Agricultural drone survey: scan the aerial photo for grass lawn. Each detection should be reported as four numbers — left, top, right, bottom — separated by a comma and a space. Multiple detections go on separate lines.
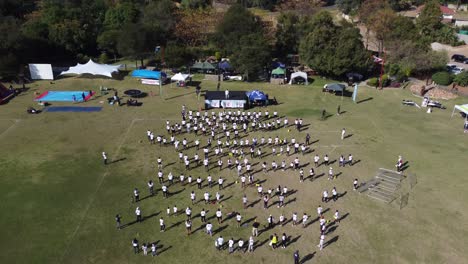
0, 75, 467, 264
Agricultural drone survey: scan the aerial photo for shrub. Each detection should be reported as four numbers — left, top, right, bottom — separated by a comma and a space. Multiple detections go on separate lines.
381, 74, 390, 87
99, 52, 109, 64
454, 72, 468, 86
367, 77, 378, 87
432, 71, 453, 85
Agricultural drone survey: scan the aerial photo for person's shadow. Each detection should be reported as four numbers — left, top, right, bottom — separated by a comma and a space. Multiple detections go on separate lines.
301, 252, 316, 263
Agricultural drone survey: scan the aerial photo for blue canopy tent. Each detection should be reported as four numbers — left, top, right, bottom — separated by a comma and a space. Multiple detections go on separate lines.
219, 61, 231, 71
246, 90, 268, 106
131, 70, 167, 80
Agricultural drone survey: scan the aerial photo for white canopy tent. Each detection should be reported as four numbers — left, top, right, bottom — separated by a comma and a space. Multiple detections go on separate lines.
451, 104, 468, 117
289, 71, 308, 85
59, 59, 121, 78
170, 73, 192, 87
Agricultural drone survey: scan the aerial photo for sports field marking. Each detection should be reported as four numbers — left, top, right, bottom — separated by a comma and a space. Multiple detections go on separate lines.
0, 119, 21, 138
59, 118, 139, 262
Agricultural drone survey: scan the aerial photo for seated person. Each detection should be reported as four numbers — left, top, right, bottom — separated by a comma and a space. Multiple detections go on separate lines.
127, 98, 139, 106
27, 107, 38, 114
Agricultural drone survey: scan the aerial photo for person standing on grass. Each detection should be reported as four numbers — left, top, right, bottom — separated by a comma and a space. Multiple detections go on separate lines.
132, 238, 139, 254
292, 212, 298, 226
317, 234, 325, 250
353, 178, 359, 190
328, 167, 334, 180
279, 233, 287, 249
337, 105, 341, 116
332, 187, 338, 201
243, 194, 248, 209
341, 128, 346, 140
279, 214, 285, 226
248, 236, 255, 252
334, 210, 340, 223
314, 154, 320, 167
102, 152, 107, 165
151, 243, 157, 257
216, 236, 224, 250
263, 195, 269, 209
339, 155, 345, 167
173, 205, 178, 216
252, 219, 260, 237
135, 207, 142, 222
324, 154, 329, 166
322, 190, 329, 203
186, 219, 192, 235
142, 243, 148, 256
294, 250, 300, 264
236, 213, 242, 227
158, 170, 163, 184
201, 208, 206, 223
148, 180, 154, 196
133, 188, 140, 202
305, 133, 311, 145
115, 214, 121, 230
302, 213, 308, 228
185, 207, 192, 221
207, 174, 212, 188
157, 157, 162, 169
238, 239, 245, 253
218, 177, 224, 190
278, 193, 285, 208
206, 222, 213, 236
216, 192, 221, 204
190, 191, 196, 205
197, 177, 202, 189
162, 184, 168, 198
229, 238, 235, 253
204, 191, 210, 204
216, 209, 223, 224
299, 168, 304, 182
317, 205, 323, 216
348, 154, 353, 166
160, 217, 165, 232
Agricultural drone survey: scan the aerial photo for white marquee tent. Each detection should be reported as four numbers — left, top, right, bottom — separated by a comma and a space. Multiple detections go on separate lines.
288, 71, 308, 85
171, 73, 192, 82
451, 104, 468, 117
59, 59, 121, 77
170, 73, 192, 87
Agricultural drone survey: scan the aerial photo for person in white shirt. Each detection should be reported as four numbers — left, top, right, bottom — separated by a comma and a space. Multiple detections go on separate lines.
317, 234, 325, 250
190, 191, 196, 204
238, 239, 245, 253
322, 190, 329, 203
135, 207, 142, 222
348, 154, 353, 166
201, 208, 206, 223
324, 154, 329, 166
142, 243, 148, 255
314, 154, 320, 167
185, 207, 192, 220
334, 210, 340, 223
158, 170, 163, 183
302, 213, 308, 228
216, 236, 224, 250
242, 194, 248, 209
197, 177, 202, 189
228, 238, 235, 253
173, 205, 178, 216
216, 209, 223, 224
328, 167, 334, 180
216, 192, 221, 204
168, 172, 174, 184
159, 217, 165, 232
185, 219, 192, 235
353, 178, 359, 190
218, 177, 224, 189
162, 185, 168, 198
341, 128, 346, 140
102, 151, 107, 165
225, 89, 229, 99
279, 214, 285, 226
206, 222, 213, 236
317, 205, 323, 216
204, 192, 210, 204
332, 187, 338, 201
248, 236, 254, 252
292, 212, 298, 226
236, 213, 242, 227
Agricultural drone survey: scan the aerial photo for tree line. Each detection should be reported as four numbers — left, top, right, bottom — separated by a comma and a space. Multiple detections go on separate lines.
0, 0, 453, 80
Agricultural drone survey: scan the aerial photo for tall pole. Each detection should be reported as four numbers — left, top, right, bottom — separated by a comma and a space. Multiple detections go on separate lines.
379, 50, 386, 90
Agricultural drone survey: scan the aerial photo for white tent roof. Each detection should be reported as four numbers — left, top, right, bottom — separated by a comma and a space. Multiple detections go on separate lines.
59, 59, 121, 77
171, 73, 192, 82
289, 71, 308, 85
451, 104, 468, 117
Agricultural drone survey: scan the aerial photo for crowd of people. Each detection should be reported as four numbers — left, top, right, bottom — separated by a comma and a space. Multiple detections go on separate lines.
114, 105, 361, 260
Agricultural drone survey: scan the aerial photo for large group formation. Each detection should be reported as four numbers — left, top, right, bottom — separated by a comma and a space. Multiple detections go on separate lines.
117, 105, 360, 258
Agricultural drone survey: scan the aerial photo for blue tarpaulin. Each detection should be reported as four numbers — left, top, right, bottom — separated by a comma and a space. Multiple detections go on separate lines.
219, 61, 231, 70
131, 70, 167, 80
246, 90, 267, 102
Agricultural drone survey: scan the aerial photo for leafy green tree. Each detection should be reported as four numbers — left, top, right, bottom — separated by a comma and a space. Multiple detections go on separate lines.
417, 0, 443, 39
337, 0, 362, 14
454, 72, 468, 86
215, 4, 262, 55
275, 12, 300, 58
141, 0, 176, 46
0, 15, 22, 75
231, 33, 271, 81
103, 2, 138, 30
116, 23, 153, 66
181, 0, 211, 9
299, 11, 369, 77
164, 44, 196, 68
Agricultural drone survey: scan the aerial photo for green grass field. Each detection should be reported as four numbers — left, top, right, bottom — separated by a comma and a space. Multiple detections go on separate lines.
0, 75, 467, 264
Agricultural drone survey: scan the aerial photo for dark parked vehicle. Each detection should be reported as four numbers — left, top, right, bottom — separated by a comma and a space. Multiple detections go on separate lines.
451, 54, 468, 63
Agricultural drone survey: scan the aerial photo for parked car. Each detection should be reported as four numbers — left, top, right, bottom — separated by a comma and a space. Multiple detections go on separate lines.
451, 54, 468, 64
447, 64, 465, 75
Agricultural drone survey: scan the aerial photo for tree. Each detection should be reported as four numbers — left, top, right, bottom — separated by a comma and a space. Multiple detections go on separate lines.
116, 23, 152, 67
275, 12, 300, 58
231, 33, 271, 81
454, 72, 468, 87
164, 44, 196, 68
181, 0, 212, 9
103, 2, 138, 30
299, 11, 370, 77
417, 0, 443, 39
337, 0, 362, 14
141, 0, 176, 47
174, 8, 219, 46
215, 4, 262, 55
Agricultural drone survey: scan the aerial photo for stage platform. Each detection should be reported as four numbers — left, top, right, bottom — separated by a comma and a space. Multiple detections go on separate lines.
204, 91, 248, 109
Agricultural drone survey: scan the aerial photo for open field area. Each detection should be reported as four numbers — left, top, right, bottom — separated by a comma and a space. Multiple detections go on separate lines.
0, 76, 467, 264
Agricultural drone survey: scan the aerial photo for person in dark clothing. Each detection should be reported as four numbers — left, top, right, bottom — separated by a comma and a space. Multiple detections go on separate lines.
294, 250, 300, 264
305, 133, 310, 145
